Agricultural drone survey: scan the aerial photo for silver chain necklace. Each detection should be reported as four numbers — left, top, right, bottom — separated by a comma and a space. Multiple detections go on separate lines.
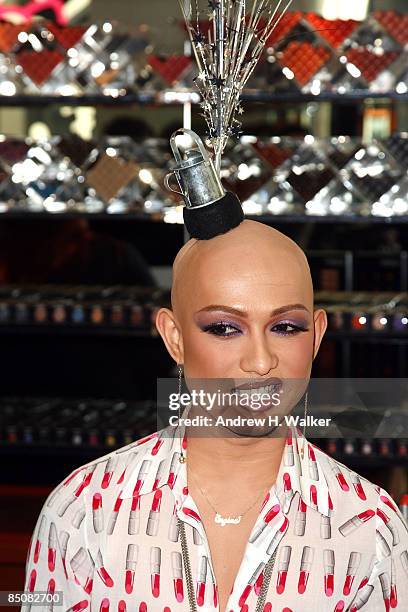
174, 365, 290, 609
177, 516, 278, 611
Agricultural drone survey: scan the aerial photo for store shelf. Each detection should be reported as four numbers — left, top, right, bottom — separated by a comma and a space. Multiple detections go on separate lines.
4, 211, 408, 224
325, 333, 408, 342
0, 89, 406, 107
0, 210, 158, 221
241, 90, 408, 104
0, 92, 155, 107
0, 289, 407, 340
0, 325, 157, 338
0, 327, 407, 341
242, 215, 408, 225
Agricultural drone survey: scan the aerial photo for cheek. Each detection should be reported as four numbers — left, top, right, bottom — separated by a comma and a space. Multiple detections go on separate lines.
183, 328, 236, 376
278, 332, 313, 376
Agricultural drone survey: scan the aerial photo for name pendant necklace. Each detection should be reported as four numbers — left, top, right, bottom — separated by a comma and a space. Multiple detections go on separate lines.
187, 466, 266, 526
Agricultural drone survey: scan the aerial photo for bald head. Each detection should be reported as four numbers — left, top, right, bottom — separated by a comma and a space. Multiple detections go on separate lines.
171, 219, 313, 320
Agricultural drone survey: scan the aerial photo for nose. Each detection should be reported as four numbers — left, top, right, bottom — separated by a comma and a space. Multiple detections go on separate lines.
239, 329, 279, 376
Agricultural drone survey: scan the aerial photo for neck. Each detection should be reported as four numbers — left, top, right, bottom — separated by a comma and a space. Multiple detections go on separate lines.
184, 423, 288, 491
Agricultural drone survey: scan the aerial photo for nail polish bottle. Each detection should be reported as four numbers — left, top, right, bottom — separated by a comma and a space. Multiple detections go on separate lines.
15, 303, 29, 324
90, 305, 104, 325
0, 303, 10, 323
326, 439, 338, 455
351, 312, 368, 331
52, 304, 67, 324
396, 439, 408, 457
89, 430, 99, 447
129, 304, 143, 327
360, 439, 373, 456
34, 303, 48, 324
378, 438, 392, 457
343, 439, 356, 455
372, 312, 389, 331
111, 304, 124, 326
72, 304, 85, 324
72, 430, 82, 446
106, 431, 116, 447
23, 427, 33, 444
392, 313, 408, 332
123, 430, 133, 446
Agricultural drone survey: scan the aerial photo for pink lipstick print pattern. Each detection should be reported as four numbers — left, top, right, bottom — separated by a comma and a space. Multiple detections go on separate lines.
22, 408, 408, 611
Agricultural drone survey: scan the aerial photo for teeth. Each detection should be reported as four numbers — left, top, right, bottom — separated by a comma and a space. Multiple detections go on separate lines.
233, 384, 278, 395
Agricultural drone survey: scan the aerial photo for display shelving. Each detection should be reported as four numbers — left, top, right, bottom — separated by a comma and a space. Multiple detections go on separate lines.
0, 89, 407, 106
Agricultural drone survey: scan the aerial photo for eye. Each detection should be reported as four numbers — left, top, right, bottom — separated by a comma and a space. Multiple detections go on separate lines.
272, 322, 308, 335
202, 321, 240, 337
201, 320, 309, 338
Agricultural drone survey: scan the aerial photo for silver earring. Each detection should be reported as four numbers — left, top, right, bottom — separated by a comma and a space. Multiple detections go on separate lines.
177, 363, 183, 395
177, 364, 186, 463
300, 390, 308, 460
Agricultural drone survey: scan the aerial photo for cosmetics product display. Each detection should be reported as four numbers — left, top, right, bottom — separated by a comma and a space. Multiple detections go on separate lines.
0, 285, 170, 331
0, 397, 157, 449
0, 133, 407, 217
1, 288, 407, 336
0, 19, 157, 96
321, 292, 408, 334
0, 135, 174, 215
0, 11, 407, 97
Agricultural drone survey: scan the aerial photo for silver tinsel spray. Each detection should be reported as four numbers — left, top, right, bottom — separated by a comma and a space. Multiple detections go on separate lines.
178, 0, 293, 174
167, 0, 293, 240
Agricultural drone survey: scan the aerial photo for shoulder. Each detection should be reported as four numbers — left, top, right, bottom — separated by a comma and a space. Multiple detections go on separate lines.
311, 444, 408, 536
45, 429, 167, 507
311, 441, 379, 504
311, 441, 407, 524
27, 429, 170, 572
28, 428, 170, 564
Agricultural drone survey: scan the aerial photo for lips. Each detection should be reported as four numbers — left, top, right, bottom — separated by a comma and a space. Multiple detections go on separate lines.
229, 378, 283, 413
232, 377, 283, 392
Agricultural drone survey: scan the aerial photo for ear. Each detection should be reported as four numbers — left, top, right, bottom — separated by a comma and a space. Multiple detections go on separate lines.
155, 307, 184, 364
312, 308, 328, 361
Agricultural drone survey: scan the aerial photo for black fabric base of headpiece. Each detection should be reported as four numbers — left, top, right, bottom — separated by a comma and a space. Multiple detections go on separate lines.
183, 191, 244, 240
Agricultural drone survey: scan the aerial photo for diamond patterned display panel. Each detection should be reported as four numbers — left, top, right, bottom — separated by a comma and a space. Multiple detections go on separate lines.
0, 134, 407, 219
0, 11, 406, 95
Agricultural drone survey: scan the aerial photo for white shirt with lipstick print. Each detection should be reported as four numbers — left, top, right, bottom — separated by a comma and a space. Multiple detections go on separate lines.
23, 404, 408, 612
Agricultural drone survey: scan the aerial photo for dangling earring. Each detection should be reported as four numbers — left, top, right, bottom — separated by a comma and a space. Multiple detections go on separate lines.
177, 363, 186, 463
299, 390, 308, 460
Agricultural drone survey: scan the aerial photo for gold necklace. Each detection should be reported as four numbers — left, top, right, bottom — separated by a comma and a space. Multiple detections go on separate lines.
187, 464, 267, 526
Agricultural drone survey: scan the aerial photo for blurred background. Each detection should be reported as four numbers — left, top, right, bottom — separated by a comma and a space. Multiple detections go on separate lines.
0, 0, 408, 592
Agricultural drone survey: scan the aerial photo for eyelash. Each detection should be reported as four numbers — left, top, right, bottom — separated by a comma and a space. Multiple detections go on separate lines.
202, 321, 309, 338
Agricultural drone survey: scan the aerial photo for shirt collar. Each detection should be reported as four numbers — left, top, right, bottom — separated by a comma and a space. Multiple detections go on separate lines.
121, 403, 331, 517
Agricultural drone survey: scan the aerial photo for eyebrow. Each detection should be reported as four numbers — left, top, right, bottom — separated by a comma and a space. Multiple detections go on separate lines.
195, 303, 310, 318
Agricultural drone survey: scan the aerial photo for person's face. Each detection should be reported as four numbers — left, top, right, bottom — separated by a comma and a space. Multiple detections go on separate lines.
186, 283, 313, 382
156, 236, 327, 426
